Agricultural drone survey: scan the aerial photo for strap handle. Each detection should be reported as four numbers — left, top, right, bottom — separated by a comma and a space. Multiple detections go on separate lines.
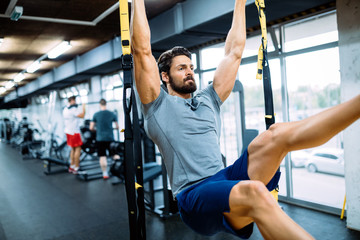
255, 0, 268, 80
119, 0, 131, 55
120, 0, 146, 239
255, 0, 279, 199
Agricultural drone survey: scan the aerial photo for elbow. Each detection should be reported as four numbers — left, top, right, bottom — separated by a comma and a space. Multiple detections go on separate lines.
132, 47, 152, 57
225, 34, 246, 60
131, 34, 152, 56
230, 41, 246, 60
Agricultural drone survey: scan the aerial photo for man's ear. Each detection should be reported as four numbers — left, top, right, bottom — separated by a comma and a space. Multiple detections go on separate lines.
161, 72, 169, 84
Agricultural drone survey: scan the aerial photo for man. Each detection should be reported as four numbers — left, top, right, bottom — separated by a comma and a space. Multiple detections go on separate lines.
90, 99, 119, 179
131, 0, 360, 239
63, 96, 86, 174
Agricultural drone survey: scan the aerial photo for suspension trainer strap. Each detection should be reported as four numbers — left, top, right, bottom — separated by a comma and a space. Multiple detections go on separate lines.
255, 0, 278, 200
255, 0, 275, 130
119, 0, 146, 239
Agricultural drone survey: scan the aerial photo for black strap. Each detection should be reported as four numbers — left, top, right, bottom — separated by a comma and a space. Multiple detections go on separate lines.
262, 46, 275, 130
122, 54, 146, 240
255, 0, 279, 197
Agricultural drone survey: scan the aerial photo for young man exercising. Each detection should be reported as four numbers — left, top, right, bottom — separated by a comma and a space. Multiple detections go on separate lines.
90, 99, 119, 179
130, 0, 360, 239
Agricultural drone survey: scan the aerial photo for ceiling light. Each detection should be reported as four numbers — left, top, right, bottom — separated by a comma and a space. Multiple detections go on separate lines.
26, 61, 42, 73
14, 73, 25, 82
10, 6, 23, 21
0, 87, 6, 94
0, 38, 3, 47
79, 89, 88, 96
66, 92, 74, 98
48, 41, 72, 59
5, 81, 15, 89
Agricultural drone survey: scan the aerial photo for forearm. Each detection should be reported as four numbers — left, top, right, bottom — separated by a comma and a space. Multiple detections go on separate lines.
213, 0, 247, 102
89, 122, 95, 131
224, 0, 247, 58
130, 0, 152, 55
77, 104, 86, 118
130, 0, 161, 104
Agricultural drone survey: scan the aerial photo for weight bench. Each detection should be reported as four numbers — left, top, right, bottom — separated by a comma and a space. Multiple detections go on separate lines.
142, 163, 163, 211
42, 157, 69, 175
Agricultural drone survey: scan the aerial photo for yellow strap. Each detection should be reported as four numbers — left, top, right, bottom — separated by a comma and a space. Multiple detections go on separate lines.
255, 0, 268, 80
340, 195, 346, 220
270, 189, 279, 202
119, 0, 131, 55
135, 182, 143, 190
265, 113, 276, 119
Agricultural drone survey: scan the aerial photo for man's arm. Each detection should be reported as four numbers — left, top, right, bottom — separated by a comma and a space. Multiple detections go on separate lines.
89, 121, 95, 131
131, 0, 161, 104
76, 104, 86, 118
213, 0, 247, 102
114, 121, 119, 130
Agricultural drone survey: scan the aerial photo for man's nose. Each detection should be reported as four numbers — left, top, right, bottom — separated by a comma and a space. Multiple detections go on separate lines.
186, 68, 194, 75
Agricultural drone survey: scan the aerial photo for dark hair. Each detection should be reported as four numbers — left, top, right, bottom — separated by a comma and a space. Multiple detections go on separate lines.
157, 46, 192, 86
99, 98, 106, 106
68, 96, 76, 102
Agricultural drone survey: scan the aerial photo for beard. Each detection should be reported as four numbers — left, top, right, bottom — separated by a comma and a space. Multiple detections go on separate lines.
168, 75, 197, 94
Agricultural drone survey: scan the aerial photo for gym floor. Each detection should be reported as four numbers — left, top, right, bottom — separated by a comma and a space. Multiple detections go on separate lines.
1, 142, 360, 240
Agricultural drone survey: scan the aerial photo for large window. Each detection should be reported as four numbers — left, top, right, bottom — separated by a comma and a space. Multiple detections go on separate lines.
286, 47, 342, 208
99, 72, 125, 141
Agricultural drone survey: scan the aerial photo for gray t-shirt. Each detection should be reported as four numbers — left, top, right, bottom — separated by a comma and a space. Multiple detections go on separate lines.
141, 84, 224, 197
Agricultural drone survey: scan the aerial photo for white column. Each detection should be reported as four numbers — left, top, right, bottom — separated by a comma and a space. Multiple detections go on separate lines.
337, 0, 360, 231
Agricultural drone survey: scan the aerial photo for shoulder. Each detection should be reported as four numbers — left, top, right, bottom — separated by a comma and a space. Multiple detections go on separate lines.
93, 111, 100, 119
198, 84, 222, 101
142, 87, 167, 116
196, 84, 222, 109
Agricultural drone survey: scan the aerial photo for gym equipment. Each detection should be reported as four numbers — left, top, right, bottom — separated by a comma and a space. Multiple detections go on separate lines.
76, 120, 114, 181
255, 0, 275, 128
110, 141, 126, 182
120, 0, 146, 238
141, 134, 178, 218
18, 120, 46, 160
0, 118, 12, 142
231, 80, 259, 154
255, 0, 279, 200
42, 131, 70, 175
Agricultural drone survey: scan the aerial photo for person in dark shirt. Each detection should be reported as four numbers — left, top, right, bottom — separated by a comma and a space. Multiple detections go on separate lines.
90, 99, 119, 179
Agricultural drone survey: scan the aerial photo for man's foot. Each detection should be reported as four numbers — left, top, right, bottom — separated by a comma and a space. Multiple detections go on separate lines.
103, 171, 109, 180
72, 167, 80, 175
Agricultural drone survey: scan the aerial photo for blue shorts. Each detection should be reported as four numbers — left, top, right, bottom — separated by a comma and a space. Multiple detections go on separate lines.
176, 149, 281, 238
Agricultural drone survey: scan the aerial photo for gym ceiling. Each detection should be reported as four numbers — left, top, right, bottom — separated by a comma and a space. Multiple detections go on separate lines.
0, 0, 335, 109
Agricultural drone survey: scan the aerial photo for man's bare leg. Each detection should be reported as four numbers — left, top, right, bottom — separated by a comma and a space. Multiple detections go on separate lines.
224, 94, 360, 238
248, 94, 360, 185
70, 147, 75, 166
73, 146, 81, 169
224, 181, 314, 240
99, 156, 107, 172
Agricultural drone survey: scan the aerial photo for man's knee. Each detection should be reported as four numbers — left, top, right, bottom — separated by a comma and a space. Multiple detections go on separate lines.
232, 181, 276, 210
267, 122, 294, 149
244, 180, 269, 198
